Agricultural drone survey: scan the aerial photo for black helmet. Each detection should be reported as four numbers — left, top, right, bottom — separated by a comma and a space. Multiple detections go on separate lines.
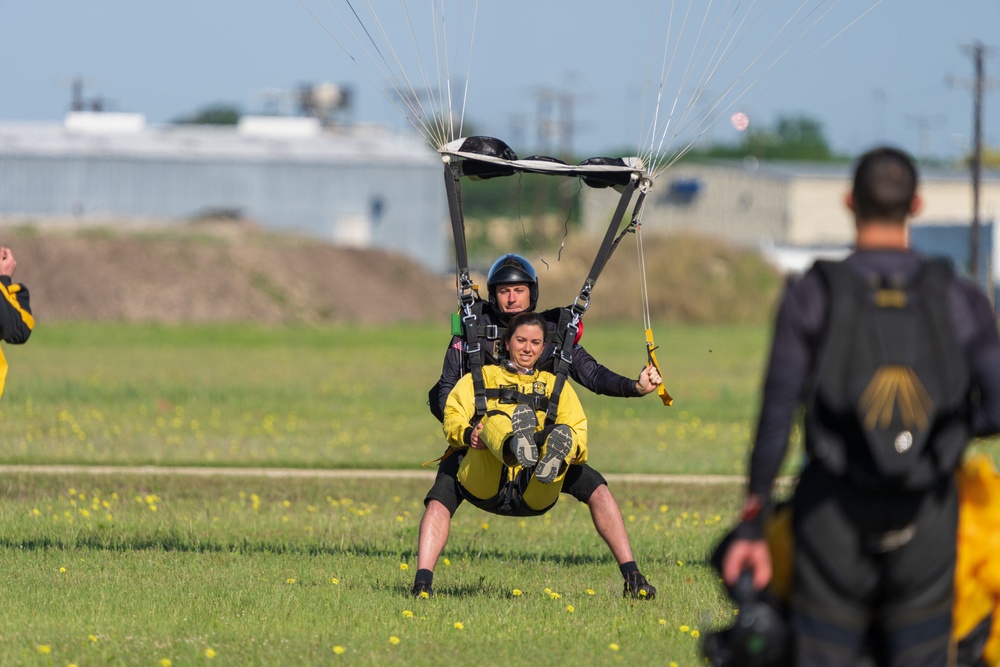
487, 254, 538, 311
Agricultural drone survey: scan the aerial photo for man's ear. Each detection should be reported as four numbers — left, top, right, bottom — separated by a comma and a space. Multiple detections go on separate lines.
909, 193, 923, 217
844, 192, 855, 214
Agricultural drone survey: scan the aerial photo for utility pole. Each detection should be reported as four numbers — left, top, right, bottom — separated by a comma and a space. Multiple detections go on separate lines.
904, 112, 945, 162
954, 42, 996, 297
969, 42, 985, 287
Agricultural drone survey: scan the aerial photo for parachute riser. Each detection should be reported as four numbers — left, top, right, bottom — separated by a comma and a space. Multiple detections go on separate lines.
573, 174, 644, 311
443, 157, 490, 418
443, 158, 475, 306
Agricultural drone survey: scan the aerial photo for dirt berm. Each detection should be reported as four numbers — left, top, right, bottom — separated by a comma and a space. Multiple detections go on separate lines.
0, 222, 780, 325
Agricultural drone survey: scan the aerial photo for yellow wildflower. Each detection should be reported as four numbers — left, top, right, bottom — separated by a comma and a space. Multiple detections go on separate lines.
402, 610, 414, 618
286, 578, 296, 584
37, 646, 51, 654
609, 644, 620, 651
205, 647, 217, 658
679, 625, 690, 633
333, 646, 346, 655
586, 589, 595, 595
400, 563, 409, 571
512, 589, 523, 597
389, 636, 401, 645
566, 605, 575, 613
453, 622, 464, 630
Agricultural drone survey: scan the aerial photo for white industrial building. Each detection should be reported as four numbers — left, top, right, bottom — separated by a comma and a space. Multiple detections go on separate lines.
583, 158, 1000, 286
0, 112, 449, 273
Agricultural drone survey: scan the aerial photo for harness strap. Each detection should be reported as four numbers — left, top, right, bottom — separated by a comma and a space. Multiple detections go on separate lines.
544, 307, 581, 427
484, 387, 550, 412
462, 300, 489, 418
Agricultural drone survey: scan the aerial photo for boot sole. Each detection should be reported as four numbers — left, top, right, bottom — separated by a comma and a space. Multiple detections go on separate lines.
535, 425, 573, 484
510, 404, 538, 467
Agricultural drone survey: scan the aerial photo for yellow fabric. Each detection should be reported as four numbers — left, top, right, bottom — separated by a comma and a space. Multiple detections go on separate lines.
0, 280, 33, 400
0, 282, 34, 331
764, 505, 794, 603
953, 455, 1000, 663
644, 328, 673, 406
443, 365, 588, 509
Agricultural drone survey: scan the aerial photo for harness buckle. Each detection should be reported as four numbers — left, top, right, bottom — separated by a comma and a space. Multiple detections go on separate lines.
466, 342, 481, 355
484, 324, 498, 339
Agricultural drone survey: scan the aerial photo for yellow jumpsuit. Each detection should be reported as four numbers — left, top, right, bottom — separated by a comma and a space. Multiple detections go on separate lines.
443, 364, 588, 514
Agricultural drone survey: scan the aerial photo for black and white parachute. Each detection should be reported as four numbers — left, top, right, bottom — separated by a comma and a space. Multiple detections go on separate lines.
297, 0, 882, 405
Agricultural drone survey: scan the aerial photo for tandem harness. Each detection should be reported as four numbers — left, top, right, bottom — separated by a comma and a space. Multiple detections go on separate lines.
442, 153, 649, 430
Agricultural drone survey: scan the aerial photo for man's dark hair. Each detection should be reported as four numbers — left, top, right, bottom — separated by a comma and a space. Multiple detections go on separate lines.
504, 311, 546, 341
851, 146, 919, 223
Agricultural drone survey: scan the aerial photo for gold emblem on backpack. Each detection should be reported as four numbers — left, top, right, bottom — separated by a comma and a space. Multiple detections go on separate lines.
859, 365, 934, 432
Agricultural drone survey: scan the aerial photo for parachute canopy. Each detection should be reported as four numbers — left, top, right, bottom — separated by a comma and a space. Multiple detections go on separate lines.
439, 136, 645, 188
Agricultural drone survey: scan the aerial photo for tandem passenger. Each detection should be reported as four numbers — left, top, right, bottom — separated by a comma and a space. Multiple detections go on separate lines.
412, 254, 662, 599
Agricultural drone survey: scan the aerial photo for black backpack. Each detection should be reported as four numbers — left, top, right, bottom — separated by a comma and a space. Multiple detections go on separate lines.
806, 258, 971, 489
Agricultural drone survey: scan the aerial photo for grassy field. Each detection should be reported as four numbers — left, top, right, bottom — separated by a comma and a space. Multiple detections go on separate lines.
2, 322, 997, 666
0, 321, 771, 475
0, 472, 740, 666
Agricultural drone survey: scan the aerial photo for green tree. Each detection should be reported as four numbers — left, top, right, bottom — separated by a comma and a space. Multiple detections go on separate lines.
173, 104, 241, 126
704, 114, 835, 161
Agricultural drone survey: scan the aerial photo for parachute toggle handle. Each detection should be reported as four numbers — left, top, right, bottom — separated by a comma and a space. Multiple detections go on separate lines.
645, 328, 673, 406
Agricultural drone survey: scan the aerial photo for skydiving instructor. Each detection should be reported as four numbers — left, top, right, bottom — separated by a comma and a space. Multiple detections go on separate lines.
720, 146, 1000, 666
413, 253, 663, 599
0, 245, 34, 398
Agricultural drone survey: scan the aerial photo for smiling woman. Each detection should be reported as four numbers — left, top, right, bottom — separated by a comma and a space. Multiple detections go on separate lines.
443, 310, 589, 514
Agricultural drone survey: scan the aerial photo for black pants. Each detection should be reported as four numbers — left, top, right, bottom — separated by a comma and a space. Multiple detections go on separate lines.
424, 448, 607, 516
791, 463, 958, 667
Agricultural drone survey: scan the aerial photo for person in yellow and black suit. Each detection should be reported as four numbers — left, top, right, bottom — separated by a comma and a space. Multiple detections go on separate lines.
443, 311, 587, 520
0, 245, 33, 398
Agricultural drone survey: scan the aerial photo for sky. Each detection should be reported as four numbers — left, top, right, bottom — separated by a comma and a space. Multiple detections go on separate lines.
0, 1, 997, 162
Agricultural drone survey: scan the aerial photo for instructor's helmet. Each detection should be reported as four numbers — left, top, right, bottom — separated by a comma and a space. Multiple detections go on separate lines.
487, 254, 538, 311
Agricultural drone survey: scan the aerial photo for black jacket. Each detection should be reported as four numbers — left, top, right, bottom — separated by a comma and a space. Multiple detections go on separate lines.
431, 304, 641, 421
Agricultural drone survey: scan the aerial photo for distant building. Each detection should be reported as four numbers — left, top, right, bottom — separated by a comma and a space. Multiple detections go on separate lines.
0, 113, 449, 273
583, 158, 1000, 290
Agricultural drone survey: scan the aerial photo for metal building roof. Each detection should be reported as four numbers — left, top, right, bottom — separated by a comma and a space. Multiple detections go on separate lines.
0, 113, 439, 166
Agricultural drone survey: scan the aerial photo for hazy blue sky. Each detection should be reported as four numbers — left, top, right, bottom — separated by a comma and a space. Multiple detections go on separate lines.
0, 1, 997, 160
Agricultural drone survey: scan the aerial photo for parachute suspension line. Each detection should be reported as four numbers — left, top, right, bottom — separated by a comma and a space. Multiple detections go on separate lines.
646, 0, 763, 174
636, 206, 652, 335
635, 0, 662, 159
433, 0, 454, 146
632, 180, 673, 407
556, 180, 584, 263
358, 0, 443, 140
399, 1, 446, 144
456, 0, 479, 141
653, 0, 761, 162
302, 0, 436, 143
640, 0, 879, 179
